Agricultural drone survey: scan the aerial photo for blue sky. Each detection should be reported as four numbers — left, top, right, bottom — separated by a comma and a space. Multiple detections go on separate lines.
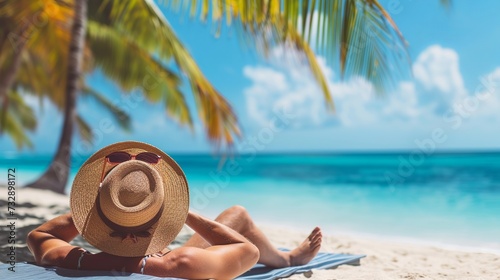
2, 0, 500, 155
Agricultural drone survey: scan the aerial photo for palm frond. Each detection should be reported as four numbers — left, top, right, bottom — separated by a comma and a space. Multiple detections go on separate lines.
0, 89, 36, 148
92, 0, 240, 147
284, 0, 408, 91
7, 0, 75, 110
168, 0, 410, 102
86, 20, 192, 126
75, 113, 93, 143
286, 27, 334, 109
15, 49, 66, 110
80, 85, 131, 130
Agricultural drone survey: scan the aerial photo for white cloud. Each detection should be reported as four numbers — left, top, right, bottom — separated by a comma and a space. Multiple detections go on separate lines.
463, 67, 500, 121
243, 52, 338, 128
243, 66, 288, 93
243, 47, 426, 128
413, 45, 467, 108
243, 44, 500, 131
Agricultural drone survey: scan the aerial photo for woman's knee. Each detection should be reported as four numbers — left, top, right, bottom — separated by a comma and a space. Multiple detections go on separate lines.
226, 205, 253, 226
226, 205, 249, 218
227, 205, 253, 232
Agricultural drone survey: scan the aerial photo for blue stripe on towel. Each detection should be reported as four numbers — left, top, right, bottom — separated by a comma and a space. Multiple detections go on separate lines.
1, 252, 364, 280
237, 252, 365, 279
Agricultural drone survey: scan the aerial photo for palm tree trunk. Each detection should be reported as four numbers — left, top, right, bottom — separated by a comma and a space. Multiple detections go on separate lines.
25, 0, 88, 194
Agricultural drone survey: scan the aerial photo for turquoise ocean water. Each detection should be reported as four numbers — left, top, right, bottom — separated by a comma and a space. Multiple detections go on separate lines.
1, 152, 499, 251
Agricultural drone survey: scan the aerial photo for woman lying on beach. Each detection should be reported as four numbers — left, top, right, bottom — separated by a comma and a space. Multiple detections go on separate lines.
28, 208, 322, 279
27, 141, 322, 279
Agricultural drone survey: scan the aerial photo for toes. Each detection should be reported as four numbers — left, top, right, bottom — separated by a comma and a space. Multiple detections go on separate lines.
311, 234, 322, 243
311, 242, 321, 250
311, 235, 322, 246
307, 227, 321, 240
312, 237, 322, 248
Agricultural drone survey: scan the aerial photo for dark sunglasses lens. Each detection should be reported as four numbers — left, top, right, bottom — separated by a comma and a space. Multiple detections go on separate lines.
107, 152, 131, 163
136, 152, 161, 163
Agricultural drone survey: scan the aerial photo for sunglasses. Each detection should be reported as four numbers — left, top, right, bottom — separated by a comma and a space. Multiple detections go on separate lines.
106, 151, 161, 164
99, 151, 161, 186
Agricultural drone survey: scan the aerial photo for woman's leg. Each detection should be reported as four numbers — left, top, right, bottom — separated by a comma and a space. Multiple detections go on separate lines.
183, 205, 322, 268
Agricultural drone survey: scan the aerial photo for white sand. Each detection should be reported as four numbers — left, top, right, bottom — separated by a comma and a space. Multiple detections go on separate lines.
2, 187, 499, 279
262, 226, 500, 279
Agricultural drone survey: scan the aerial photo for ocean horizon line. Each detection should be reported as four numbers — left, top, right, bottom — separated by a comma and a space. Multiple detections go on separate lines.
4, 148, 500, 159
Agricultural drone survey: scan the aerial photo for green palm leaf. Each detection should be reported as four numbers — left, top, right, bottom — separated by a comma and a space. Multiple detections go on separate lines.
85, 20, 192, 126
80, 85, 132, 131
75, 113, 92, 143
168, 0, 411, 107
0, 90, 37, 148
92, 0, 239, 146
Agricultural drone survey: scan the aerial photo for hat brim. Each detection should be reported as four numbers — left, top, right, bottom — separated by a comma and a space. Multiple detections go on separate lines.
70, 141, 189, 257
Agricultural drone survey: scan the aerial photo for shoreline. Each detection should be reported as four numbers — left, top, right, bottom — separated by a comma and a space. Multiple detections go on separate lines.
1, 187, 499, 279
257, 220, 500, 256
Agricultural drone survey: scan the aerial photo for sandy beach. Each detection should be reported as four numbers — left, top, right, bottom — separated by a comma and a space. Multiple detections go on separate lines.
1, 187, 499, 280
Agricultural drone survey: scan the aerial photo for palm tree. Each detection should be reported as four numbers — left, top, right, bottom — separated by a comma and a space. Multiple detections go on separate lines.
2, 0, 417, 193
0, 0, 101, 148
15, 0, 241, 193
23, 0, 88, 193
0, 0, 131, 190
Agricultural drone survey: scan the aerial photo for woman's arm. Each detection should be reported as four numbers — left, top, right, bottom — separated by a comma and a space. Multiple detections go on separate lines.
26, 213, 82, 268
27, 213, 143, 271
27, 211, 260, 279
149, 211, 259, 279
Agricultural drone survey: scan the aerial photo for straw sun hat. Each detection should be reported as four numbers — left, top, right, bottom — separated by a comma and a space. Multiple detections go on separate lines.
70, 141, 189, 257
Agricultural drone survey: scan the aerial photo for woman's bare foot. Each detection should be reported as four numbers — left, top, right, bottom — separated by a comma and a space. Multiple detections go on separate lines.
283, 227, 322, 266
